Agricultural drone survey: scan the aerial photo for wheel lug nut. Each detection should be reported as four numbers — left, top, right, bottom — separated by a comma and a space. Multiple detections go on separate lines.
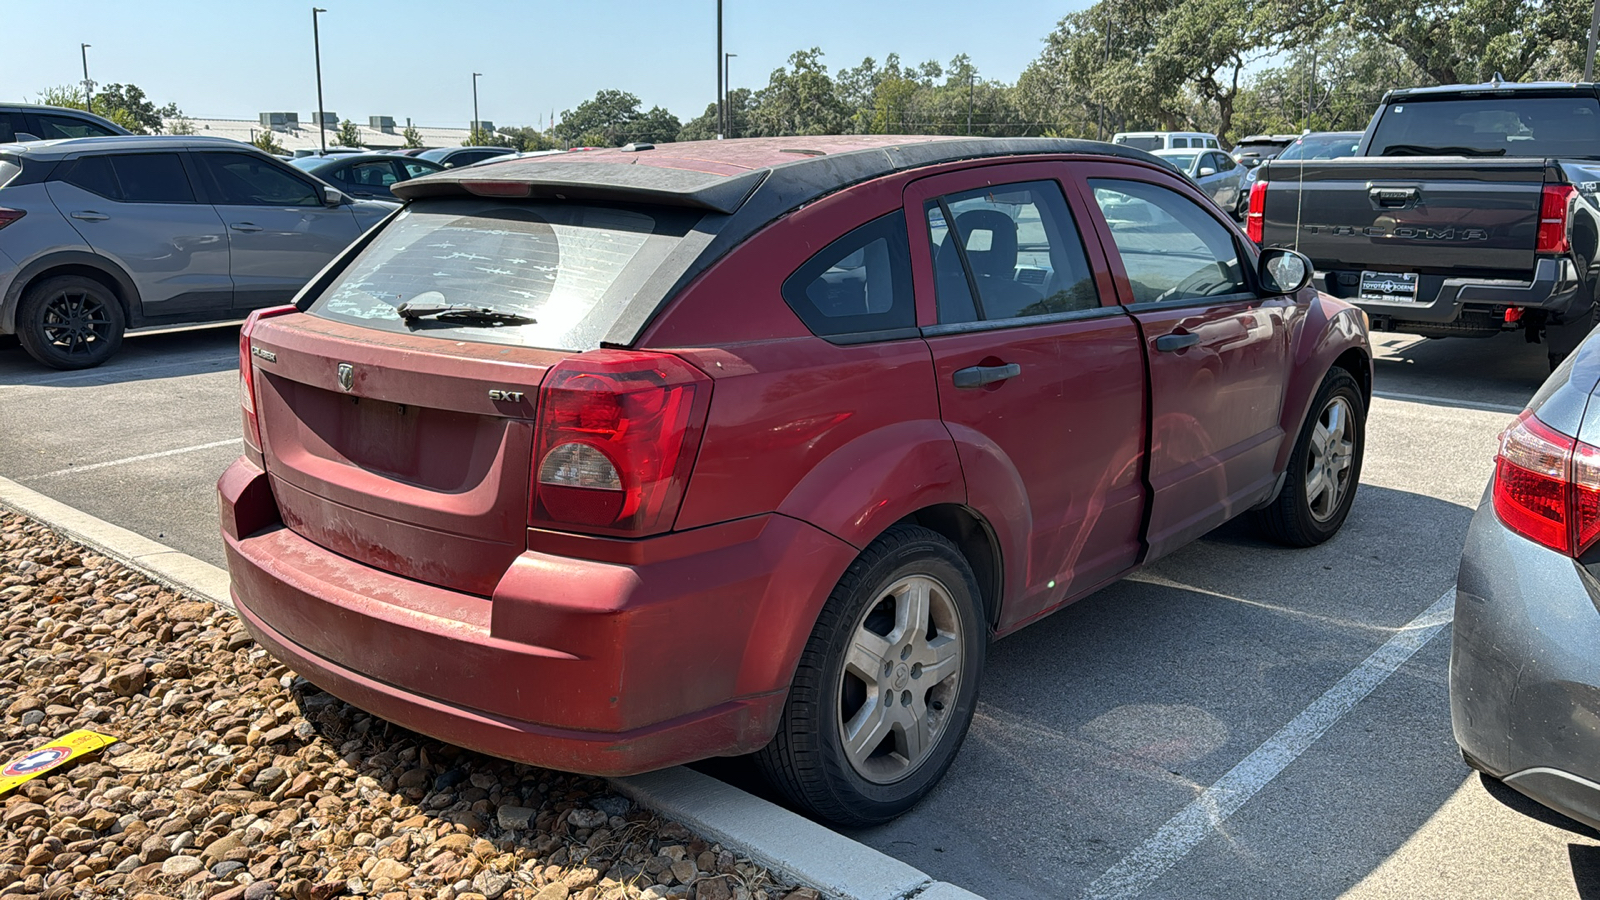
900, 645, 911, 661
901, 690, 912, 707
911, 663, 923, 679
883, 661, 892, 676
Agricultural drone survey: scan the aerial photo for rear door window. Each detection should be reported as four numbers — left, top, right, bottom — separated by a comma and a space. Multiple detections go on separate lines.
33, 114, 119, 139
308, 198, 702, 350
61, 156, 121, 199
109, 154, 195, 203
194, 152, 321, 206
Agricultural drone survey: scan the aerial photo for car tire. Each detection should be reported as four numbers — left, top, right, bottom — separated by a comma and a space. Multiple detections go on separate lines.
1252, 367, 1365, 547
15, 275, 126, 370
754, 524, 985, 827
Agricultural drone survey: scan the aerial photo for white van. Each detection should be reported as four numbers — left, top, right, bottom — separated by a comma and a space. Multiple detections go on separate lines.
1111, 131, 1221, 152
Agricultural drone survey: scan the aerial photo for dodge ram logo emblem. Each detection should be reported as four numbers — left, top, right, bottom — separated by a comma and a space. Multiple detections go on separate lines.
337, 363, 354, 392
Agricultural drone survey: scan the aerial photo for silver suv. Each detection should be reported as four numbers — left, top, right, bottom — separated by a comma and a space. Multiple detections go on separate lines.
0, 136, 395, 368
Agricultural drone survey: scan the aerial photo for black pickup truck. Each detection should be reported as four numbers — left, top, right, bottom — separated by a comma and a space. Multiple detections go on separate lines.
1250, 81, 1600, 367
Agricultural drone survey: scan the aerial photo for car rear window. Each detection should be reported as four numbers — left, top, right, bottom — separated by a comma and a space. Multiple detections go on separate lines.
1116, 136, 1164, 151
307, 198, 701, 350
1370, 95, 1600, 159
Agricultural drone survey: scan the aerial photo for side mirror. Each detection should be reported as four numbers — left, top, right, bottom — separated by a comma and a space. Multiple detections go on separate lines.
1258, 248, 1312, 295
1199, 167, 1217, 177
323, 187, 346, 207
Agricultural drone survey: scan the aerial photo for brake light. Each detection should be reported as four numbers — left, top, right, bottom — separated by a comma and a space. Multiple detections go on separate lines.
461, 181, 533, 198
0, 207, 24, 230
1246, 180, 1268, 243
1492, 410, 1600, 556
531, 350, 710, 536
239, 305, 298, 450
1537, 184, 1575, 254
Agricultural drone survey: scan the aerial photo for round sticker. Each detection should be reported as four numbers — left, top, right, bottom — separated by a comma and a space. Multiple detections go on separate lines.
2, 746, 71, 777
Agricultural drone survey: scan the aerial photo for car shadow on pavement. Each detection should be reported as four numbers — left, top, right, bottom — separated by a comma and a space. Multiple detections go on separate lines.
1371, 331, 1549, 403
0, 323, 241, 387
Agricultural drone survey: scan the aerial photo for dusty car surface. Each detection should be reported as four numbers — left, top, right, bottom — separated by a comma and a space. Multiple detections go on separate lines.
220, 135, 1372, 825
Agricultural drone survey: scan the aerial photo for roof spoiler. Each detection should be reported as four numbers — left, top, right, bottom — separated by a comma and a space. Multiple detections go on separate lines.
392, 160, 768, 214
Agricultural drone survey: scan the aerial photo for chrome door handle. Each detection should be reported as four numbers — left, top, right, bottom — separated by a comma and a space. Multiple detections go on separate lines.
1155, 333, 1201, 352
230, 222, 263, 233
69, 211, 108, 221
952, 363, 1021, 389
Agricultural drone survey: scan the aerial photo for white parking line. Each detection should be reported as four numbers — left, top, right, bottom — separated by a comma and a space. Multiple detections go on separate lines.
1079, 588, 1456, 900
42, 438, 242, 478
1373, 390, 1523, 415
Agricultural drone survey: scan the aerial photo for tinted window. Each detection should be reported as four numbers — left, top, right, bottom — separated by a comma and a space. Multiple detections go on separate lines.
1090, 179, 1248, 304
34, 114, 119, 140
343, 160, 399, 187
309, 199, 701, 350
781, 211, 914, 337
1117, 136, 1163, 151
1277, 134, 1363, 161
926, 180, 1099, 324
195, 153, 320, 206
0, 114, 18, 143
61, 156, 121, 199
110, 154, 194, 203
1164, 152, 1200, 172
1369, 96, 1600, 159
401, 160, 441, 179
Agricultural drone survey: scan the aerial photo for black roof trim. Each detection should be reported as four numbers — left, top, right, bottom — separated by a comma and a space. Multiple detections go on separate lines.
1385, 81, 1600, 101
392, 160, 769, 213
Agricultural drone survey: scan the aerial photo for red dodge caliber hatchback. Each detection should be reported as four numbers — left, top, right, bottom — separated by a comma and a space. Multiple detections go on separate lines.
221, 136, 1372, 825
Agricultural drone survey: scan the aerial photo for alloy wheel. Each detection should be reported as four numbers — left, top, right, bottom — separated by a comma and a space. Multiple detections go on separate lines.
39, 289, 114, 357
837, 574, 963, 784
1305, 395, 1355, 523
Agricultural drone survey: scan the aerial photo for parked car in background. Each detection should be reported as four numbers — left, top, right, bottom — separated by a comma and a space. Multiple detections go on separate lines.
1153, 147, 1249, 216
1250, 81, 1600, 369
1243, 131, 1364, 189
1112, 130, 1221, 151
1232, 134, 1298, 169
416, 145, 516, 168
0, 136, 395, 369
0, 103, 130, 142
289, 153, 444, 200
1452, 329, 1600, 831
222, 135, 1370, 828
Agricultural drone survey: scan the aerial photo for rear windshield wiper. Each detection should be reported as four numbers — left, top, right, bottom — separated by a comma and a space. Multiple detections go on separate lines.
395, 299, 536, 325
1381, 144, 1507, 157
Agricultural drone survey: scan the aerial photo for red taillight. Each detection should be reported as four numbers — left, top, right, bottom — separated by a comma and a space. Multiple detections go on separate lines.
461, 181, 533, 198
1537, 184, 1575, 254
531, 350, 710, 536
1492, 410, 1600, 556
239, 305, 298, 450
1246, 180, 1268, 243
0, 207, 24, 230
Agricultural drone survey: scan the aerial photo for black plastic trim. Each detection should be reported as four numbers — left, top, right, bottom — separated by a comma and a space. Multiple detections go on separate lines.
920, 304, 1125, 337
822, 327, 923, 345
1122, 292, 1260, 314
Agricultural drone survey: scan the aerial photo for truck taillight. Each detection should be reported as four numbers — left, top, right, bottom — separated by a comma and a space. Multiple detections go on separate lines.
1246, 180, 1268, 243
1537, 184, 1575, 254
239, 305, 298, 449
531, 350, 710, 537
1492, 410, 1600, 557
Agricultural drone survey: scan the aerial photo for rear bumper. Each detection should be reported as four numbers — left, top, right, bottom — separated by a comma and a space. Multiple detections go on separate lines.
219, 457, 858, 776
1316, 257, 1582, 327
1452, 494, 1600, 829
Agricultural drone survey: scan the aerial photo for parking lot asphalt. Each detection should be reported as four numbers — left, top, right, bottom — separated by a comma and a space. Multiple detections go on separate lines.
2, 324, 1596, 899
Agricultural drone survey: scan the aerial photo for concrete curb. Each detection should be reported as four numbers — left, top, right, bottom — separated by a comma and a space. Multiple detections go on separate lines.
0, 474, 985, 900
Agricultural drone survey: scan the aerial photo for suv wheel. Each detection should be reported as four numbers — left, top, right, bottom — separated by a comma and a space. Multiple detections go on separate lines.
16, 275, 126, 370
755, 524, 985, 826
1252, 367, 1365, 546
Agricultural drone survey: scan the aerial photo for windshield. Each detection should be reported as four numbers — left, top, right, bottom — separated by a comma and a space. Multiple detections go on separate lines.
1159, 152, 1200, 171
1277, 134, 1362, 161
1116, 136, 1164, 151
308, 198, 701, 350
287, 158, 322, 171
1369, 96, 1600, 158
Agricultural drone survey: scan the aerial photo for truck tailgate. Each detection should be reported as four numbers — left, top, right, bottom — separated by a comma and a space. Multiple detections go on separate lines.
1259, 157, 1550, 274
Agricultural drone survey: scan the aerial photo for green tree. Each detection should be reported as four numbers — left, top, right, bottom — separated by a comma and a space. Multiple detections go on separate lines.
747, 48, 852, 136
402, 125, 424, 149
464, 126, 512, 147
498, 126, 554, 151
251, 131, 285, 155
335, 119, 362, 148
167, 116, 197, 135
1348, 0, 1545, 84
553, 90, 679, 146
33, 84, 144, 133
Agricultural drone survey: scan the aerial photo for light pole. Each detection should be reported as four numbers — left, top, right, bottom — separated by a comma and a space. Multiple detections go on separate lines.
472, 72, 483, 143
79, 44, 94, 114
967, 68, 976, 135
723, 53, 737, 138
1588, 0, 1600, 81
312, 7, 327, 154
715, 0, 724, 140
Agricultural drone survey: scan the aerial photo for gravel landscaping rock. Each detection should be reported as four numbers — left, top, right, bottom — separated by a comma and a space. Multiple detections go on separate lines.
0, 511, 802, 900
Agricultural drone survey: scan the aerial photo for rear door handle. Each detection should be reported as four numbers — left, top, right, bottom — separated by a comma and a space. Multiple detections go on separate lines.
230, 222, 263, 233
1155, 333, 1201, 352
1370, 187, 1419, 209
69, 211, 108, 222
952, 363, 1021, 389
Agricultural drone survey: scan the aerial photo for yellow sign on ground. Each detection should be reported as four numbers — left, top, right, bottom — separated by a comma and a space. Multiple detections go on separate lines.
0, 729, 119, 796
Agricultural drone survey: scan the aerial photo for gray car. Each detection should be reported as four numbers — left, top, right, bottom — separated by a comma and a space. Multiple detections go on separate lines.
0, 135, 395, 368
1452, 332, 1600, 829
1152, 147, 1249, 217
0, 103, 130, 143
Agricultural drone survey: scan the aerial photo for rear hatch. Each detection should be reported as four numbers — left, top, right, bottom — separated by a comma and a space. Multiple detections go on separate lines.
1259, 156, 1549, 274
248, 197, 702, 595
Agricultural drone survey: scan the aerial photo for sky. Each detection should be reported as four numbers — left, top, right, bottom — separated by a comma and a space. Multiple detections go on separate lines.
1, 0, 1092, 129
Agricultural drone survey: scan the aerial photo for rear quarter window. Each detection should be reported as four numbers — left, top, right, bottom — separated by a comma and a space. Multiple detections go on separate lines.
307, 198, 701, 351
780, 210, 915, 340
